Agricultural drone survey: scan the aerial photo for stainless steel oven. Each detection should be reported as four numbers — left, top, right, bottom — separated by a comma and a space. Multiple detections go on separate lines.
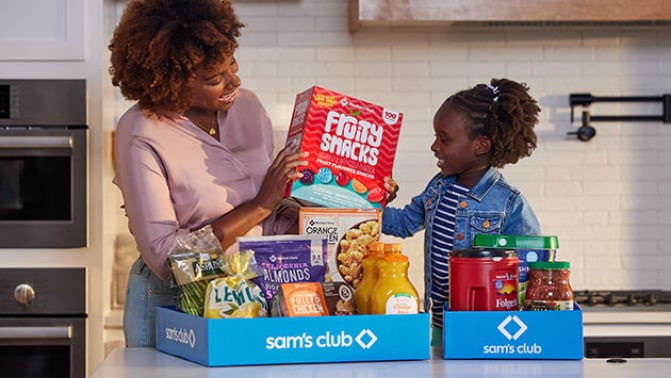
0, 268, 86, 378
0, 79, 87, 248
578, 290, 671, 358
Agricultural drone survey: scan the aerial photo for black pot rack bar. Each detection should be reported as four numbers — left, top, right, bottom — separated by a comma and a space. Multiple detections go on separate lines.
568, 93, 671, 141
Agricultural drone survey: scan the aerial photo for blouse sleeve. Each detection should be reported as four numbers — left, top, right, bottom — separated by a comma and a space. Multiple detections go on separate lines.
114, 117, 186, 281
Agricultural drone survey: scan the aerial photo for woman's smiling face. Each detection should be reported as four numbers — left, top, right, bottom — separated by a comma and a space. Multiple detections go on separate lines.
189, 55, 241, 113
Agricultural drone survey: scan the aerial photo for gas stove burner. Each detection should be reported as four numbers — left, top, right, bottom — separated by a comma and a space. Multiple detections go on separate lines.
574, 289, 671, 307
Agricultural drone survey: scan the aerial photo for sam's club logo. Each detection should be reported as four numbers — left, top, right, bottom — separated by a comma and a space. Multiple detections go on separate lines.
266, 329, 378, 350
165, 327, 197, 348
497, 315, 527, 340
355, 329, 377, 349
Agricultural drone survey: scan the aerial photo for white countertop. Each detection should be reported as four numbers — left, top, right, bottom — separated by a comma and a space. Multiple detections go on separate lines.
92, 347, 671, 378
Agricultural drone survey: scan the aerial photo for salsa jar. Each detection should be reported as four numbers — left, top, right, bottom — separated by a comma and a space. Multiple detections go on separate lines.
523, 261, 573, 311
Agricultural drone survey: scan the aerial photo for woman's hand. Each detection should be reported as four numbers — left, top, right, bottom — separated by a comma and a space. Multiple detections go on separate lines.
254, 143, 309, 211
211, 143, 307, 250
384, 176, 399, 203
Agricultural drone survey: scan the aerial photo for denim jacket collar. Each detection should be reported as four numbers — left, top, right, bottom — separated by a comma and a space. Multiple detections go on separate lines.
435, 166, 500, 202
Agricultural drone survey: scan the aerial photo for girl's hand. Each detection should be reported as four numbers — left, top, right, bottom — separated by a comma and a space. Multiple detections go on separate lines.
384, 176, 399, 203
254, 143, 308, 211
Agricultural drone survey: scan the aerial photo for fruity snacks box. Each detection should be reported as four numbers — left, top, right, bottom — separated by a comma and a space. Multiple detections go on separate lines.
284, 86, 403, 209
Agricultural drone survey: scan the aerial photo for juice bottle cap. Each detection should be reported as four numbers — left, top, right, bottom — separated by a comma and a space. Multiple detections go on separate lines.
367, 242, 385, 254
384, 243, 403, 253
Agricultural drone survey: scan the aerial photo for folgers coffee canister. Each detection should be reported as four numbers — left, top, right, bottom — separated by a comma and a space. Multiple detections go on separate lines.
472, 234, 559, 306
448, 248, 519, 311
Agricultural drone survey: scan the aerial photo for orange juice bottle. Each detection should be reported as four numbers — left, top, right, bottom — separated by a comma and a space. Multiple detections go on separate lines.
354, 242, 385, 314
369, 244, 419, 315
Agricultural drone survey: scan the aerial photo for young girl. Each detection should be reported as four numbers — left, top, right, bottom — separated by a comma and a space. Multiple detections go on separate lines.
382, 78, 542, 342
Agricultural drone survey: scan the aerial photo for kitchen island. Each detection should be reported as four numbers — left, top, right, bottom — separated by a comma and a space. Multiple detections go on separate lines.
93, 347, 670, 377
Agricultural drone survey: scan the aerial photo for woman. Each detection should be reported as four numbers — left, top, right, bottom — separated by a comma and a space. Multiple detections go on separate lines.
109, 0, 307, 347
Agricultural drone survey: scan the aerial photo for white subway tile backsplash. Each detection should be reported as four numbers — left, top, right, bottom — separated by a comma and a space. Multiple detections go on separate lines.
316, 47, 356, 62
429, 61, 507, 77
278, 32, 352, 47
237, 32, 277, 47
353, 46, 392, 61
531, 61, 583, 76
354, 61, 392, 76
543, 46, 596, 61
391, 62, 430, 76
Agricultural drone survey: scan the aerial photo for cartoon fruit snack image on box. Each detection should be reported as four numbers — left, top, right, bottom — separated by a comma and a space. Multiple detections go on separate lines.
284, 86, 403, 208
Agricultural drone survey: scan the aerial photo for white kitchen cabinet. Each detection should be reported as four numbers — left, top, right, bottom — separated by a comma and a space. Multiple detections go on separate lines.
0, 0, 85, 60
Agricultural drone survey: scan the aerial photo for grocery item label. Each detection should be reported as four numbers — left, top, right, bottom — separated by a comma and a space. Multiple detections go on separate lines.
284, 86, 403, 208
237, 235, 327, 301
525, 299, 574, 311
491, 270, 519, 310
385, 293, 419, 314
299, 208, 381, 288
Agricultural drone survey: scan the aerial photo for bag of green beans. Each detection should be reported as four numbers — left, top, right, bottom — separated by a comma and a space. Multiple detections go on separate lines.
168, 226, 225, 316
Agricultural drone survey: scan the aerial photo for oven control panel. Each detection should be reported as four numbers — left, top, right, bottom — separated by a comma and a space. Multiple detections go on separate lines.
0, 79, 85, 125
0, 84, 12, 119
0, 268, 86, 315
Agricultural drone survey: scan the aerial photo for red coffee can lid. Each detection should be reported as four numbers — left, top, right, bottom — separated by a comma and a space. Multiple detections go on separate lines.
449, 248, 517, 258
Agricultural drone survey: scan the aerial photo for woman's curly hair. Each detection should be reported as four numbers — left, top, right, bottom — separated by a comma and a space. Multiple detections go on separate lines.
109, 0, 243, 115
445, 78, 540, 168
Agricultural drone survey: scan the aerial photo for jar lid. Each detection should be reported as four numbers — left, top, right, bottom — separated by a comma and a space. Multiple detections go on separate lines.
449, 248, 517, 258
473, 234, 559, 250
529, 261, 570, 270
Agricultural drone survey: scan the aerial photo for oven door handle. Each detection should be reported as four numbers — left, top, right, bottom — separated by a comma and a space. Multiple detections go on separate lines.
0, 136, 73, 149
0, 326, 72, 339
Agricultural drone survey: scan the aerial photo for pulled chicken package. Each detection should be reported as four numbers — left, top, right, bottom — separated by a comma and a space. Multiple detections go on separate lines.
167, 226, 225, 316
237, 235, 327, 301
270, 282, 329, 317
203, 250, 268, 319
270, 281, 357, 317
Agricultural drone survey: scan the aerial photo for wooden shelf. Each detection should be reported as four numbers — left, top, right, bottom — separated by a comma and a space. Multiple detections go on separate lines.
350, 0, 671, 31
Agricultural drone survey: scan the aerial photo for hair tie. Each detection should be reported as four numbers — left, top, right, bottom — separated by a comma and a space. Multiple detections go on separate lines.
486, 83, 499, 102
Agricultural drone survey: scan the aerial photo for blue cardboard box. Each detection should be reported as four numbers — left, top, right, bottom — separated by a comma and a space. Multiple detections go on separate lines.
156, 306, 430, 366
443, 304, 583, 360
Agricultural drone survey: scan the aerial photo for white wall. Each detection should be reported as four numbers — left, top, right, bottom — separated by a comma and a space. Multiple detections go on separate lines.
216, 0, 671, 293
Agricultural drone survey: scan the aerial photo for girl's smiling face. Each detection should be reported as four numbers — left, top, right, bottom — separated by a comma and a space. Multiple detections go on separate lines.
431, 103, 491, 187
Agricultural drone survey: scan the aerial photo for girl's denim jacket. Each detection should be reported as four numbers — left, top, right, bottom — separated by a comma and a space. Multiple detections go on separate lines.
382, 166, 541, 312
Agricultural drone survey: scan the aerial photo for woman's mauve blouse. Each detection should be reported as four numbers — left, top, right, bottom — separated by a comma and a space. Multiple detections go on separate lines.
113, 89, 278, 280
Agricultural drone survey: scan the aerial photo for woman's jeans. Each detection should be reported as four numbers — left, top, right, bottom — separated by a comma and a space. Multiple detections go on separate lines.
123, 258, 176, 347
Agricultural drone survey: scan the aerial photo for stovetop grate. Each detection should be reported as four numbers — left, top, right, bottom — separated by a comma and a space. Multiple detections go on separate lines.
574, 290, 671, 307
